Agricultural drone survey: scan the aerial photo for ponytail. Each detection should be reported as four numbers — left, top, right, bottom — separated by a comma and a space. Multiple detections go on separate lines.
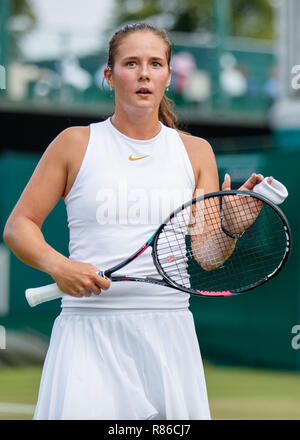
159, 95, 178, 129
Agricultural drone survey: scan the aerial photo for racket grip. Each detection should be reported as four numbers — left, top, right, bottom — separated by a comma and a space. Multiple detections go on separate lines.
25, 283, 64, 307
98, 271, 111, 280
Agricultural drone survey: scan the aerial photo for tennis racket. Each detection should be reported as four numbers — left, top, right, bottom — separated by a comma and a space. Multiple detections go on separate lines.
25, 190, 291, 307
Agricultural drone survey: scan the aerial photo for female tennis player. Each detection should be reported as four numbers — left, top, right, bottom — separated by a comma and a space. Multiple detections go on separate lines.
3, 23, 267, 420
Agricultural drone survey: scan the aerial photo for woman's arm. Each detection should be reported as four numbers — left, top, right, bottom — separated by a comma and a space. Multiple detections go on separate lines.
180, 134, 265, 271
179, 134, 235, 270
3, 127, 110, 296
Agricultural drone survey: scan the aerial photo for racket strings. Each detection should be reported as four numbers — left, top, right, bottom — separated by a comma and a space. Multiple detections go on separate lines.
155, 194, 288, 293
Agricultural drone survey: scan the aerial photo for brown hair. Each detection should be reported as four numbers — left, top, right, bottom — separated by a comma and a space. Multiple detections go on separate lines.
106, 23, 178, 129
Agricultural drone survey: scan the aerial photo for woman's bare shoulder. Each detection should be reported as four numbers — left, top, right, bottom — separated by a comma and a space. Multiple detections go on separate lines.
178, 131, 213, 154
178, 131, 216, 168
47, 125, 90, 157
178, 131, 219, 192
48, 126, 91, 198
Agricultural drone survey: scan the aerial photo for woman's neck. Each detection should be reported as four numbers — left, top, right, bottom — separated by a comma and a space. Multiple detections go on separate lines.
111, 107, 161, 140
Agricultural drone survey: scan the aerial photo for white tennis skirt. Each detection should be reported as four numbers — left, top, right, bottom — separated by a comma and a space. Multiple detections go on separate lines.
33, 307, 211, 420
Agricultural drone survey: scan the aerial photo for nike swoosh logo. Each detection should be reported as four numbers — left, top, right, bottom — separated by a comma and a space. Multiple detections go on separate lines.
129, 155, 150, 161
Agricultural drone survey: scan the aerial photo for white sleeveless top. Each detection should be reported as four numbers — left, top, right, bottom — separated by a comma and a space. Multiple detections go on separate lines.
62, 118, 195, 309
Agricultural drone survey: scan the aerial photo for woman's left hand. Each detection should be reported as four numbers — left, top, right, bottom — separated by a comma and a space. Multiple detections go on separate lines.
220, 173, 272, 237
222, 172, 273, 192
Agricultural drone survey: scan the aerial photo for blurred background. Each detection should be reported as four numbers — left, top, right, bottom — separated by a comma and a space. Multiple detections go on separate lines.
0, 0, 300, 420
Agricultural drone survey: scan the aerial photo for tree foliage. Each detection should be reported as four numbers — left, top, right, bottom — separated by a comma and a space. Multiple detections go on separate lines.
111, 0, 274, 40
10, 0, 36, 31
231, 0, 274, 39
12, 0, 35, 20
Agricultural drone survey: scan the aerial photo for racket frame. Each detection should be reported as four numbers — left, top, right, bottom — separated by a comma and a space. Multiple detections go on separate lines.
102, 190, 291, 297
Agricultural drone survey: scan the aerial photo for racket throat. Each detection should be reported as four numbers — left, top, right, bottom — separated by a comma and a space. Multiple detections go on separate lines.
100, 243, 151, 278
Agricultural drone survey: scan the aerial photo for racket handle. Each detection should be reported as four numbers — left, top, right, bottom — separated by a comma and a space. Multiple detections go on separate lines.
98, 270, 110, 280
25, 283, 63, 307
26, 272, 108, 307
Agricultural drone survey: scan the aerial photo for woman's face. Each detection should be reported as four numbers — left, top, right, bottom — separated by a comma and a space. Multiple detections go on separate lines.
105, 31, 171, 115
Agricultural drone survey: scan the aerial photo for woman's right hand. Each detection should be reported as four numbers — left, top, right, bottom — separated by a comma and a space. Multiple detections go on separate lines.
50, 259, 111, 297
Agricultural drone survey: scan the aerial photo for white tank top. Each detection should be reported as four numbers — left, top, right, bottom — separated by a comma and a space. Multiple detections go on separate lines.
62, 117, 195, 309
